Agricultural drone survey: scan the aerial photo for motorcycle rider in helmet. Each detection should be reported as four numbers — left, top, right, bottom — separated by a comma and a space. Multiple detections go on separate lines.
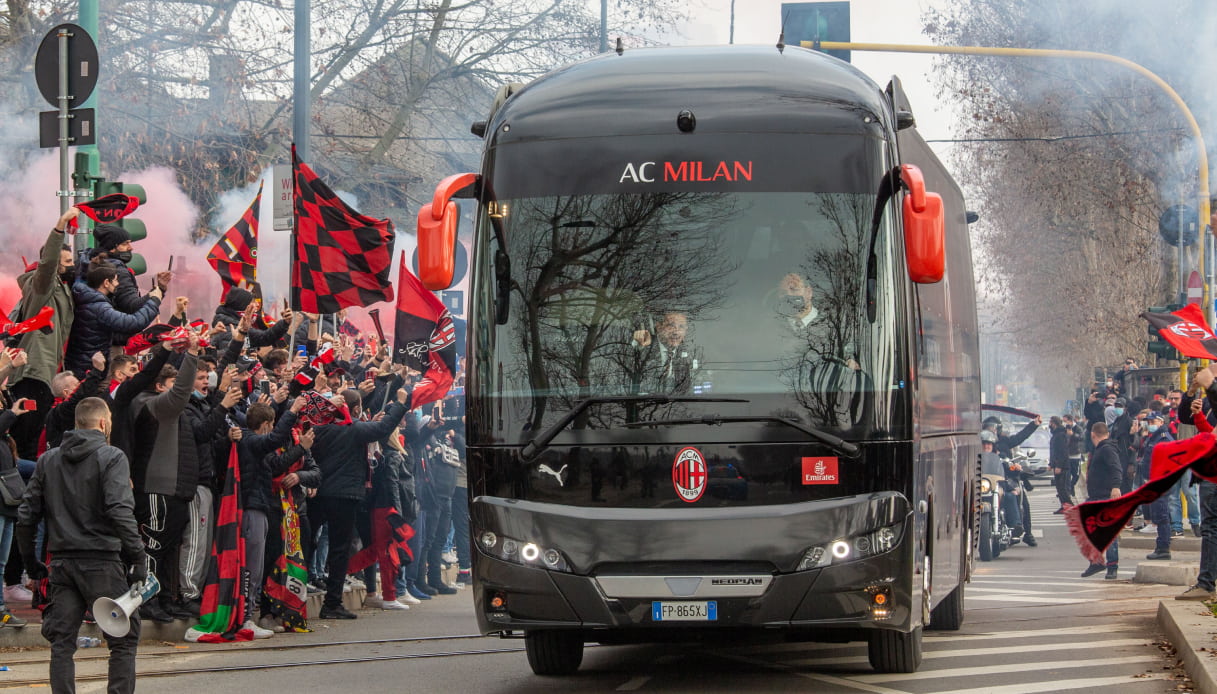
980, 429, 1022, 536
983, 414, 1042, 547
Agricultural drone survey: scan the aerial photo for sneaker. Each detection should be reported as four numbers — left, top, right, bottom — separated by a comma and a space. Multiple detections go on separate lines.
397, 593, 422, 606
1081, 563, 1106, 577
381, 599, 409, 611
180, 599, 202, 617
184, 626, 205, 642
319, 605, 358, 620
1053, 507, 1065, 515
1022, 535, 1038, 547
405, 584, 432, 601
4, 584, 32, 603
161, 597, 194, 620
419, 583, 438, 596
1172, 530, 1185, 537
456, 571, 471, 585
428, 582, 459, 595
1146, 550, 1173, 560
1193, 526, 1203, 538
243, 619, 274, 639
345, 577, 366, 591
1105, 567, 1119, 580
442, 549, 458, 565
1176, 585, 1217, 601
258, 615, 286, 633
364, 596, 387, 609
0, 606, 27, 628
1137, 524, 1158, 534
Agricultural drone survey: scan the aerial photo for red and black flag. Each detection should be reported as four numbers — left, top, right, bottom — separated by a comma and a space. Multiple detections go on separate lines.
392, 254, 456, 411
69, 194, 140, 229
291, 146, 395, 313
190, 445, 253, 642
1141, 303, 1217, 360
208, 183, 261, 301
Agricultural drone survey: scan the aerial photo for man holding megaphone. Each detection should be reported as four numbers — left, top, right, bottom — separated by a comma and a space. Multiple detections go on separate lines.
16, 397, 147, 694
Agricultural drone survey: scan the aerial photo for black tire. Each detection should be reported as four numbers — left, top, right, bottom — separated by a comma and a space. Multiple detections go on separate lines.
978, 513, 993, 562
991, 534, 1003, 558
868, 626, 923, 673
525, 630, 584, 675
929, 581, 965, 631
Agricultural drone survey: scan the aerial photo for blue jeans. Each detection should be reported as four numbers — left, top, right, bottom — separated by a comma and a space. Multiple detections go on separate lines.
1106, 538, 1119, 568
1150, 496, 1172, 552
0, 516, 13, 608
1197, 481, 1217, 591
1170, 471, 1201, 531
1000, 488, 1022, 531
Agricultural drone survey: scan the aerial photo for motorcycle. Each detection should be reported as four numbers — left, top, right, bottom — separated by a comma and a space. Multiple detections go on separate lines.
978, 452, 1017, 561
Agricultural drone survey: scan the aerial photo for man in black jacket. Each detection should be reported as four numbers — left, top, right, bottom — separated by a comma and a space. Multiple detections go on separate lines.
311, 387, 415, 619
1081, 422, 1123, 580
17, 397, 147, 694
1049, 416, 1072, 512
65, 264, 162, 377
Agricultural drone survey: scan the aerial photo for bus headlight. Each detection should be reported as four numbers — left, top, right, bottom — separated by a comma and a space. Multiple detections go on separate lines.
979, 478, 992, 494
477, 531, 570, 573
796, 523, 904, 571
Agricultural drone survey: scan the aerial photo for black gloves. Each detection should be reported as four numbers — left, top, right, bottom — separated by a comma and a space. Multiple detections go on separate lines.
126, 558, 148, 587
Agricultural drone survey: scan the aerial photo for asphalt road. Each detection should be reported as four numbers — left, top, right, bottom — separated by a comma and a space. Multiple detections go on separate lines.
2, 490, 1193, 693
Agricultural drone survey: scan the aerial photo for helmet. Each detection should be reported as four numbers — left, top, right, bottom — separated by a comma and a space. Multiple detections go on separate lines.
982, 416, 1001, 427
979, 430, 998, 444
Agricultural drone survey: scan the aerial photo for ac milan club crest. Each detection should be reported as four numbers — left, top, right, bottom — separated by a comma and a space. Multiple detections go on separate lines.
672, 447, 707, 503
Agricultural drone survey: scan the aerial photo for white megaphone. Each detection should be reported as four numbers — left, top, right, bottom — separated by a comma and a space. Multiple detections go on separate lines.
93, 572, 161, 637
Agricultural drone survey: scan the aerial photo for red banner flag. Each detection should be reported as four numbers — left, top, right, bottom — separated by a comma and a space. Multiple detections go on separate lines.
392, 254, 455, 411
1141, 303, 1217, 360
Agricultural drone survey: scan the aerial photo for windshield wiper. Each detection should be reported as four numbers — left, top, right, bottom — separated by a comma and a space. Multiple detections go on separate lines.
519, 395, 749, 463
622, 415, 861, 459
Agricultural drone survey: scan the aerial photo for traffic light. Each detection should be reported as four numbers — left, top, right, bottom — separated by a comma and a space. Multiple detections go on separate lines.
91, 178, 148, 275
1146, 304, 1183, 361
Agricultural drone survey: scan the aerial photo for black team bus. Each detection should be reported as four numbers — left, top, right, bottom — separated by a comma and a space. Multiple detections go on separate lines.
415, 45, 981, 675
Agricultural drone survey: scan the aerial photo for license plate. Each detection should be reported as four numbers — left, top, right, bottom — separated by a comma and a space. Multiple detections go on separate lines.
652, 601, 717, 621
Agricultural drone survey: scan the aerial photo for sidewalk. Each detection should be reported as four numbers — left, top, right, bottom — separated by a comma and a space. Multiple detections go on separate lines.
1159, 599, 1217, 694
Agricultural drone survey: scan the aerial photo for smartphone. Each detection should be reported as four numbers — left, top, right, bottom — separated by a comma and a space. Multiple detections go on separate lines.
23, 400, 36, 412
296, 345, 308, 357
259, 380, 271, 396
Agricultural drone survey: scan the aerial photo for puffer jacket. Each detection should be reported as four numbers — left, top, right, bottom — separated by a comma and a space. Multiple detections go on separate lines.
238, 411, 298, 513
312, 402, 414, 501
9, 227, 74, 387
0, 411, 20, 519
211, 288, 290, 348
65, 283, 160, 377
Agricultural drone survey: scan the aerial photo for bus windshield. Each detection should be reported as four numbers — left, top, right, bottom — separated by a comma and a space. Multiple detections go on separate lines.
474, 189, 908, 443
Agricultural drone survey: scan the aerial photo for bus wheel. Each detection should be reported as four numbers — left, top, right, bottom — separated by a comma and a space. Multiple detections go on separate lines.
929, 581, 965, 631
867, 627, 923, 673
525, 630, 584, 675
977, 513, 993, 562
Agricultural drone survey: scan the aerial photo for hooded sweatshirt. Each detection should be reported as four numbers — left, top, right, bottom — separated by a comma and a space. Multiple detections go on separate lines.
17, 428, 145, 562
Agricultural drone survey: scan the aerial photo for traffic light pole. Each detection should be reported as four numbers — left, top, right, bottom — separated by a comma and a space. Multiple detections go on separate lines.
807, 40, 1211, 387
76, 0, 100, 255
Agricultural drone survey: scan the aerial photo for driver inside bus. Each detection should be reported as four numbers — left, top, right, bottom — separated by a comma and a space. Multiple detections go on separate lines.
631, 311, 701, 394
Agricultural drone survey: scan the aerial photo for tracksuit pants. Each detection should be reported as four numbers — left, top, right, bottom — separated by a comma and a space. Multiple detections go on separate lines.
178, 486, 213, 601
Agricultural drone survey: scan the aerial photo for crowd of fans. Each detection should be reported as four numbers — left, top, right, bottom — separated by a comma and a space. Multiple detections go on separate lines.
0, 210, 470, 640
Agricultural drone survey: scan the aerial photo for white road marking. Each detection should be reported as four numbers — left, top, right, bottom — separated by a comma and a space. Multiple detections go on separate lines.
924, 624, 1135, 642
965, 594, 1092, 604
616, 675, 652, 691
786, 637, 1148, 666
932, 673, 1169, 693
849, 654, 1159, 683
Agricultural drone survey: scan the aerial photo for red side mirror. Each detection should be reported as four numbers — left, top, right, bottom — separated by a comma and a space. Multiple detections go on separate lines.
900, 164, 945, 284
416, 173, 478, 290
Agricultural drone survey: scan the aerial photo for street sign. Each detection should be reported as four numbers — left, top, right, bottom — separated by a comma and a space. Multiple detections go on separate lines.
272, 165, 293, 231
38, 108, 95, 148
34, 24, 99, 109
1188, 270, 1203, 305
1159, 204, 1199, 247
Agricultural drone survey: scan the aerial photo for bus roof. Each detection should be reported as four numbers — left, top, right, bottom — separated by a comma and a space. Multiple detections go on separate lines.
490, 45, 891, 144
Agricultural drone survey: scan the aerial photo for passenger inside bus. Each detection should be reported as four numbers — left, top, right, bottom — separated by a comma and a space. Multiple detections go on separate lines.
629, 311, 703, 395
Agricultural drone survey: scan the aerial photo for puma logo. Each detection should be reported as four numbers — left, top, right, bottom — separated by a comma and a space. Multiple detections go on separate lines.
538, 464, 568, 486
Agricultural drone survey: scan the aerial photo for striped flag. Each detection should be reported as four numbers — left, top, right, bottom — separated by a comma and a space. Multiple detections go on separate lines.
1141, 303, 1217, 360
189, 445, 253, 642
208, 183, 261, 301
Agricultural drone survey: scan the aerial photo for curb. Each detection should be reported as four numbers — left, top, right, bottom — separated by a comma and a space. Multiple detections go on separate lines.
1159, 599, 1217, 694
1120, 533, 1202, 551
0, 587, 367, 648
1135, 562, 1200, 586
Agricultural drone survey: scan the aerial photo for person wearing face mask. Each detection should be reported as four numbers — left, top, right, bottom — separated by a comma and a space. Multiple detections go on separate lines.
1140, 411, 1176, 560
64, 263, 162, 378
1109, 398, 1136, 494
6, 207, 80, 460
16, 397, 147, 694
88, 224, 172, 332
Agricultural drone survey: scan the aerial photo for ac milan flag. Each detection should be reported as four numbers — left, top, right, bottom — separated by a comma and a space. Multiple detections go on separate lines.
190, 445, 253, 642
207, 183, 261, 300
68, 194, 140, 229
393, 255, 456, 411
1141, 303, 1217, 360
291, 146, 395, 313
